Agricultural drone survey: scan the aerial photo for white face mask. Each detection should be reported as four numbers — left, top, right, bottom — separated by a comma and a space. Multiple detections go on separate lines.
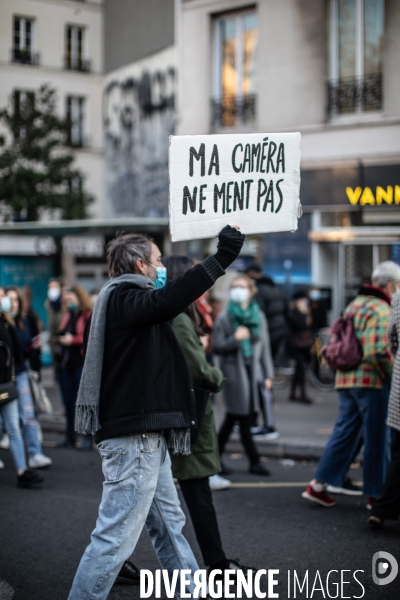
48, 288, 61, 302
230, 286, 250, 304
0, 296, 11, 313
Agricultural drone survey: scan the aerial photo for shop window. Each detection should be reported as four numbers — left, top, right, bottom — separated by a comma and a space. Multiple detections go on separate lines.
12, 17, 39, 65
328, 0, 384, 117
344, 244, 373, 304
66, 96, 86, 147
65, 25, 90, 72
212, 9, 258, 129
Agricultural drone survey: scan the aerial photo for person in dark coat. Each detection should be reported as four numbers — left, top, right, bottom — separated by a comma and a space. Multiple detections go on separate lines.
245, 263, 288, 365
56, 285, 92, 449
369, 289, 400, 527
0, 286, 43, 488
287, 290, 314, 404
67, 226, 245, 600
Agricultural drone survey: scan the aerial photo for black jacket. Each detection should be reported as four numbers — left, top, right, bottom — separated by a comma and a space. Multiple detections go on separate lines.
88, 256, 225, 443
255, 277, 288, 343
0, 316, 23, 384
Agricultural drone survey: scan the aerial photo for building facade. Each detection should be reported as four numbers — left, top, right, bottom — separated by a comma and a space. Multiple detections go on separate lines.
0, 0, 104, 217
0, 0, 105, 314
176, 0, 400, 318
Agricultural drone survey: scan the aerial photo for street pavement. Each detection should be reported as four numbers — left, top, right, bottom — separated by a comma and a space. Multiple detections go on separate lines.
1, 439, 399, 600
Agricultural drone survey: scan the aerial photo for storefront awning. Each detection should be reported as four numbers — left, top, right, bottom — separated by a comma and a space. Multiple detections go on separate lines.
0, 218, 169, 238
309, 226, 400, 243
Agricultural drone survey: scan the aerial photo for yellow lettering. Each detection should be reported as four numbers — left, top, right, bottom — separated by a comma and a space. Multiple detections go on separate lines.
395, 186, 400, 205
346, 187, 362, 205
376, 186, 393, 205
360, 187, 375, 205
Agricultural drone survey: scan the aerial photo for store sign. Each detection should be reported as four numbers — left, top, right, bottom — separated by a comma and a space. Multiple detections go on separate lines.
0, 235, 56, 256
62, 236, 104, 257
346, 185, 400, 206
169, 133, 302, 242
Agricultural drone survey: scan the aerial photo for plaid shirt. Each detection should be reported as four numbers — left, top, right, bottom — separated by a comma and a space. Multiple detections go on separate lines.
335, 293, 393, 389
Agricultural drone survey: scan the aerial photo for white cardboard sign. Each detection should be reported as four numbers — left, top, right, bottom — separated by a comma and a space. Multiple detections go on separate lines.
169, 132, 301, 242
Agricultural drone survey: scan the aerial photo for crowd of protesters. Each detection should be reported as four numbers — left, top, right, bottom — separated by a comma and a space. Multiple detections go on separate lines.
0, 226, 400, 595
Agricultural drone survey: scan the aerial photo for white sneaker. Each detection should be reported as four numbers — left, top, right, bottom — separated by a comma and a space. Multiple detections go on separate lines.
28, 453, 52, 469
0, 434, 10, 449
0, 458, 4, 469
209, 474, 231, 491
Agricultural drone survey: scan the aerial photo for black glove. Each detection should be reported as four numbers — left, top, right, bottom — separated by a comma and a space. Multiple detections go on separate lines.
214, 225, 245, 270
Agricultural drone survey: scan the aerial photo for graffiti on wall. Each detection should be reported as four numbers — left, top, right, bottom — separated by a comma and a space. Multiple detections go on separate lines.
104, 66, 175, 217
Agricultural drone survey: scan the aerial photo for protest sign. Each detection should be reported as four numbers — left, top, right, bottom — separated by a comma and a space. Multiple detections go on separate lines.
169, 132, 301, 242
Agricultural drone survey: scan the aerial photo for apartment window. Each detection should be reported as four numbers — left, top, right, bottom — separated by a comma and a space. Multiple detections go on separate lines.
14, 90, 35, 139
65, 26, 89, 72
69, 176, 83, 193
12, 17, 38, 65
66, 96, 86, 147
212, 10, 258, 128
328, 0, 384, 116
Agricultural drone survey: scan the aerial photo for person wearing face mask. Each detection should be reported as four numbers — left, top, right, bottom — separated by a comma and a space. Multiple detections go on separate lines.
55, 286, 92, 449
0, 286, 44, 487
67, 226, 244, 599
287, 290, 314, 404
213, 275, 274, 476
45, 279, 65, 397
302, 261, 398, 509
45, 279, 64, 361
5, 287, 52, 469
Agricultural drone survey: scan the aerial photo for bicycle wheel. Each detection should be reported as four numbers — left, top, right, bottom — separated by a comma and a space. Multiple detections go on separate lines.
308, 349, 335, 391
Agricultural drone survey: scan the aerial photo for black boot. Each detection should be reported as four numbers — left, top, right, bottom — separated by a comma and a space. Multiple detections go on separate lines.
114, 561, 140, 585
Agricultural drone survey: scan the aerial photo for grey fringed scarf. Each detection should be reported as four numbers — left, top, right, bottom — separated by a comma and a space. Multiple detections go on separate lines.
74, 274, 191, 455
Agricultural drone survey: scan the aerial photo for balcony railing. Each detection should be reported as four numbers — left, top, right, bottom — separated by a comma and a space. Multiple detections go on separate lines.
64, 56, 91, 73
11, 48, 39, 65
211, 94, 256, 129
327, 73, 383, 117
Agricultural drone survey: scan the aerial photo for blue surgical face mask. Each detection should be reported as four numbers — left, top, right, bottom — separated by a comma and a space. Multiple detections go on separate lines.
153, 266, 167, 289
0, 296, 12, 313
309, 290, 321, 301
68, 303, 78, 312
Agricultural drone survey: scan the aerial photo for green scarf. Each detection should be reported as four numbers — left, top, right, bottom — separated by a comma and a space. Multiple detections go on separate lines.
227, 299, 261, 359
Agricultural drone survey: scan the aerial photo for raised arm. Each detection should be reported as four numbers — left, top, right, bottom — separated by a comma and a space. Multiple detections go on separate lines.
113, 226, 245, 328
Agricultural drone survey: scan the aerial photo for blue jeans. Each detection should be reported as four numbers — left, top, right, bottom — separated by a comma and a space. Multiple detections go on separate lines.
60, 367, 83, 443
16, 370, 42, 458
68, 433, 200, 600
0, 399, 27, 472
315, 387, 390, 498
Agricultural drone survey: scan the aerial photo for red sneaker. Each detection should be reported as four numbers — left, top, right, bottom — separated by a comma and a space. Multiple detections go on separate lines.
302, 484, 336, 507
366, 497, 375, 510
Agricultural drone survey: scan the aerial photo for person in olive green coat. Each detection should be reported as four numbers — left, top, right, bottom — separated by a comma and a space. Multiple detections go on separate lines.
164, 256, 253, 577
170, 310, 224, 480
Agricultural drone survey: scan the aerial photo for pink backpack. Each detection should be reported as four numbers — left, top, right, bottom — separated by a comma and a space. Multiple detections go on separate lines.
321, 313, 363, 372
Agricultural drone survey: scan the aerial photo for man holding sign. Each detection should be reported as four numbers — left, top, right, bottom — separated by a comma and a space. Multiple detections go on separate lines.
169, 132, 301, 242
67, 225, 244, 600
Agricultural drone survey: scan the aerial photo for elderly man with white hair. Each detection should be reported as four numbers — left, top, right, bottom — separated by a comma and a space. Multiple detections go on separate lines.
302, 261, 400, 509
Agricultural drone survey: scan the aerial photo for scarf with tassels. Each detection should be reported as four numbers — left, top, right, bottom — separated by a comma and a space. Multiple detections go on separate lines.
227, 299, 261, 358
74, 274, 191, 455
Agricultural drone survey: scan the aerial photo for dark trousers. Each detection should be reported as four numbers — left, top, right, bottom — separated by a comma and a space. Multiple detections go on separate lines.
291, 350, 309, 396
218, 413, 260, 465
372, 429, 400, 521
60, 367, 83, 443
178, 477, 226, 567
